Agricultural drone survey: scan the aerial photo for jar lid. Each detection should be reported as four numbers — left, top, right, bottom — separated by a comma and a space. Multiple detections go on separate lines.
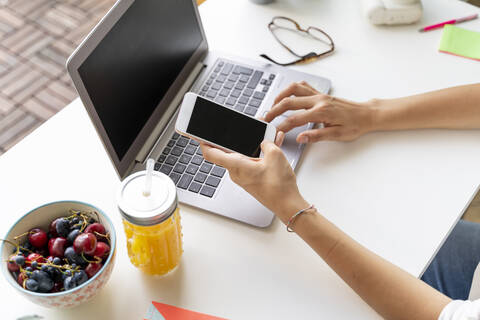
117, 170, 177, 226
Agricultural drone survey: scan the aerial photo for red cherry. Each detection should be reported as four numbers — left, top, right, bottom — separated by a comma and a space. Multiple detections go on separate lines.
85, 262, 102, 278
85, 223, 107, 241
74, 233, 97, 255
26, 253, 46, 265
49, 218, 61, 237
28, 228, 47, 248
7, 254, 20, 272
50, 281, 63, 293
48, 237, 67, 258
17, 273, 27, 286
93, 242, 110, 259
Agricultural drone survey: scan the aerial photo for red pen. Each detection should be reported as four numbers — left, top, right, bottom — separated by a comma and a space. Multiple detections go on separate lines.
418, 14, 478, 32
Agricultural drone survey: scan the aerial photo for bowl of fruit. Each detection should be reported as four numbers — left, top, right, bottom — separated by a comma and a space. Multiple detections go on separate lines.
1, 200, 116, 308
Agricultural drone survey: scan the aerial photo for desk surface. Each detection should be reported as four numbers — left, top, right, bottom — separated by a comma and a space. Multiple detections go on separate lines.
1, 0, 480, 319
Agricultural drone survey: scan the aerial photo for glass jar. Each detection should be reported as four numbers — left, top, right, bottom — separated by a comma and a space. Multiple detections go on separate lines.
118, 170, 183, 275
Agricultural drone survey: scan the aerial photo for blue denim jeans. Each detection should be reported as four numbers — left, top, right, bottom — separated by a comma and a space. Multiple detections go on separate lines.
421, 219, 480, 300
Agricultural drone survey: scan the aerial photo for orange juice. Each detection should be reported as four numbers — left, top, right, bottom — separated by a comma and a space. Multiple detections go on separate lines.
118, 170, 182, 275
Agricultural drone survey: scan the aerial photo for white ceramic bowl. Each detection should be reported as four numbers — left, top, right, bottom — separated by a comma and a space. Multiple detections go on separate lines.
1, 201, 116, 308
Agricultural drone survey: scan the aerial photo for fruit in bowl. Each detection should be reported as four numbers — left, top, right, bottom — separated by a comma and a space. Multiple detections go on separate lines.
1, 201, 116, 308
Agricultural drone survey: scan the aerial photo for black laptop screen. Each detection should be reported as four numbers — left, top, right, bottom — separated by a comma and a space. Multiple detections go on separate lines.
78, 0, 203, 161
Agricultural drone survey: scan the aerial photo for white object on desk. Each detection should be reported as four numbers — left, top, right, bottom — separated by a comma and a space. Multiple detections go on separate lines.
363, 0, 423, 25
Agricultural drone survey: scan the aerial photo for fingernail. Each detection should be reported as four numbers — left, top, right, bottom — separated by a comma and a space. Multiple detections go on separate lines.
299, 136, 308, 144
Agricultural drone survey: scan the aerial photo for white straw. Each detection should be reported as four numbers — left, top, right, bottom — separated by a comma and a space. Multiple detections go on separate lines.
143, 158, 155, 197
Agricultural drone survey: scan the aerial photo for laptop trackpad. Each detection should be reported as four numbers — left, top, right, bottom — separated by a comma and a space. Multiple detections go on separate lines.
269, 115, 310, 167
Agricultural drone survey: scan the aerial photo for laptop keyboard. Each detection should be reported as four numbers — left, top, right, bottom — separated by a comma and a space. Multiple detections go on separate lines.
154, 59, 276, 198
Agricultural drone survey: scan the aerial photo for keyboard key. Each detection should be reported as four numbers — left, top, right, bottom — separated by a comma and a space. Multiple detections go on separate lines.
215, 96, 226, 104
196, 148, 203, 156
226, 97, 236, 106
207, 90, 217, 98
189, 139, 199, 146
174, 163, 186, 174
239, 75, 249, 83
231, 89, 241, 98
234, 105, 245, 112
172, 132, 180, 139
194, 172, 207, 183
165, 155, 178, 166
221, 63, 233, 75
167, 139, 175, 147
158, 154, 166, 163
206, 175, 221, 187
211, 166, 226, 177
243, 88, 253, 97
160, 164, 173, 175
171, 146, 183, 156
169, 172, 181, 185
260, 79, 267, 85
192, 155, 203, 165
188, 181, 202, 193
234, 66, 253, 75
206, 79, 213, 85
248, 98, 261, 108
228, 74, 239, 82
265, 80, 272, 86
214, 66, 221, 73
200, 162, 212, 174
235, 82, 246, 90
200, 185, 216, 198
202, 85, 209, 91
239, 96, 249, 104
262, 86, 269, 93
177, 137, 189, 147
224, 81, 234, 90
253, 91, 265, 100
216, 75, 226, 83
212, 82, 222, 90
162, 147, 171, 155
186, 164, 199, 175
199, 91, 206, 97
218, 61, 224, 67
184, 144, 196, 155
245, 106, 257, 116
154, 162, 161, 171
269, 74, 275, 80
179, 154, 192, 164
210, 73, 216, 79
247, 70, 263, 89
177, 174, 193, 189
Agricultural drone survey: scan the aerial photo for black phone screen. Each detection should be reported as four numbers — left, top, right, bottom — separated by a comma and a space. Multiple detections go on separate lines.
187, 96, 268, 157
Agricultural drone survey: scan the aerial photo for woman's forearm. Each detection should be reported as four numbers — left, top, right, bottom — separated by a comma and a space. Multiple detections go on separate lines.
370, 84, 480, 132
286, 206, 451, 320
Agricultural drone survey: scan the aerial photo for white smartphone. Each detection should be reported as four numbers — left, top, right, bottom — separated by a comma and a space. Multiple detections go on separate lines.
176, 92, 277, 158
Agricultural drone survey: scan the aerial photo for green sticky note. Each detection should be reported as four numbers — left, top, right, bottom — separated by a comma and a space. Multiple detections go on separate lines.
439, 25, 480, 61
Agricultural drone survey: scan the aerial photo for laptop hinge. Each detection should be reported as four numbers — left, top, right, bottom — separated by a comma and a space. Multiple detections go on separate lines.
134, 61, 205, 165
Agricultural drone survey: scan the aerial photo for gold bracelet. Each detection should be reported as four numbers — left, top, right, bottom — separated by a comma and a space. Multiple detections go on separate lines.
286, 204, 315, 232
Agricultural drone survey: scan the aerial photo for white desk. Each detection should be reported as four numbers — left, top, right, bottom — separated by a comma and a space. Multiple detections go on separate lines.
1, 0, 480, 318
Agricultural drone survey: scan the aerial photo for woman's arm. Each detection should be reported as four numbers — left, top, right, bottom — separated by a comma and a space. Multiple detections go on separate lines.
264, 82, 480, 143
201, 141, 451, 320
372, 83, 480, 131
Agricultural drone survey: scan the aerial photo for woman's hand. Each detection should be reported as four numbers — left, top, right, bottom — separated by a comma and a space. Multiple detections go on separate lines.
200, 139, 309, 224
265, 81, 376, 143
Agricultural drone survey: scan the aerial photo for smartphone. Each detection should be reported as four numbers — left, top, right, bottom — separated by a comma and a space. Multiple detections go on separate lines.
175, 92, 277, 158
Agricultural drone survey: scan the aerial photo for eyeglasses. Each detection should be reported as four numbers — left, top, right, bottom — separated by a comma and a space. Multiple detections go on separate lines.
260, 16, 335, 66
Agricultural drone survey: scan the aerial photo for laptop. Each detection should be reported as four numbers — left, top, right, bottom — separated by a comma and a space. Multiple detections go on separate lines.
67, 0, 331, 227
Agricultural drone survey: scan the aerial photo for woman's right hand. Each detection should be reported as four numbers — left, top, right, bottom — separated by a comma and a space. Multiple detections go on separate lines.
200, 140, 310, 224
265, 81, 377, 143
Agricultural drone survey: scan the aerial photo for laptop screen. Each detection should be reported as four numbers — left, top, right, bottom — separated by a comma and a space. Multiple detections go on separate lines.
78, 0, 203, 161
